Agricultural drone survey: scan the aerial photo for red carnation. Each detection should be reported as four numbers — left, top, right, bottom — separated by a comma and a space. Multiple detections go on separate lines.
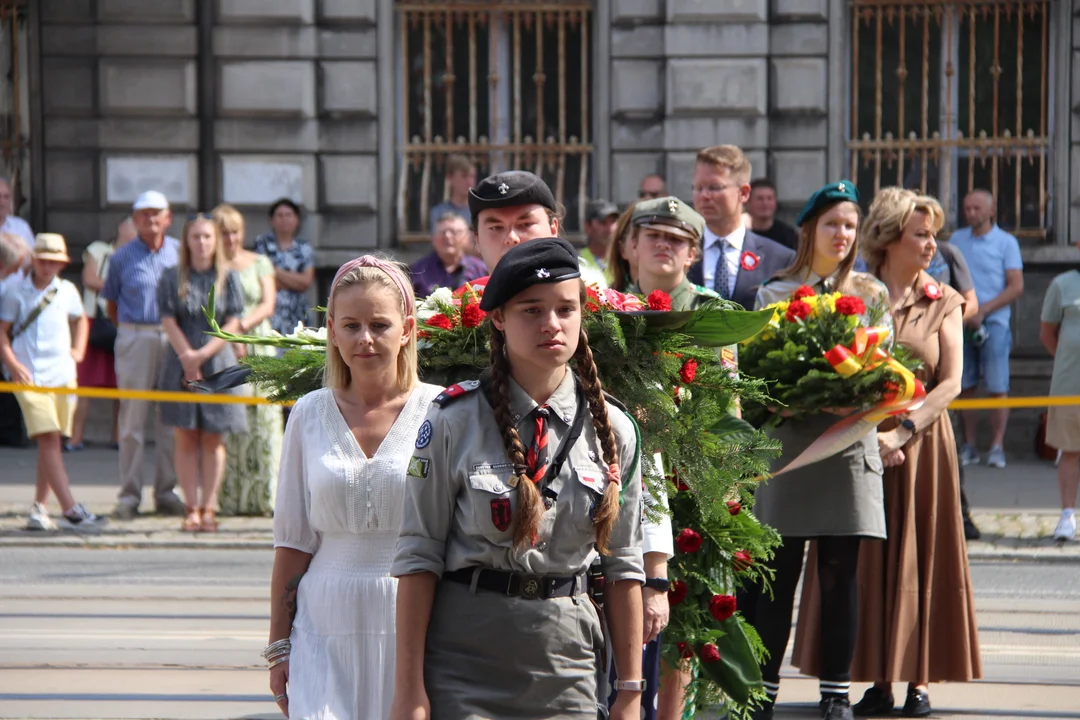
680, 359, 698, 385
792, 285, 816, 300
676, 642, 694, 659
647, 290, 673, 312
708, 593, 737, 622
733, 550, 753, 571
668, 580, 688, 606
675, 528, 704, 554
699, 643, 721, 663
785, 300, 812, 322
585, 286, 602, 312
426, 314, 454, 331
835, 295, 866, 316
727, 500, 741, 516
461, 303, 486, 329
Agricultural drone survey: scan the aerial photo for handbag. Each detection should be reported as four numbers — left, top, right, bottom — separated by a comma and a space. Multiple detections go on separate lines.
88, 304, 117, 352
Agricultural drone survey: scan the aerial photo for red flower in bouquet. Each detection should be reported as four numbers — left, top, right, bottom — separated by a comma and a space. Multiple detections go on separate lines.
785, 300, 812, 322
792, 285, 816, 300
680, 359, 698, 384
732, 550, 753, 571
668, 580, 688, 606
676, 642, 694, 659
585, 286, 602, 312
675, 528, 704, 554
699, 643, 721, 663
669, 469, 690, 492
647, 290, 673, 311
709, 594, 737, 622
461, 303, 486, 329
835, 295, 866, 316
426, 314, 454, 331
726, 500, 741, 516
601, 287, 646, 311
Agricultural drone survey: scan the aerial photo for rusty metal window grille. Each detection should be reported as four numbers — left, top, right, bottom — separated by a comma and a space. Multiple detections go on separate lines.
0, 0, 28, 213
849, 1, 1051, 240
396, 1, 593, 243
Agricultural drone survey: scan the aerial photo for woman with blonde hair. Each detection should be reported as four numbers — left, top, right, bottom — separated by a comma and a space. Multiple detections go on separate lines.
212, 204, 281, 516
792, 187, 981, 717
267, 257, 442, 720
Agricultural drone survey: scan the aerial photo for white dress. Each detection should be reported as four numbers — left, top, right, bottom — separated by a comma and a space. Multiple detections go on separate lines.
274, 384, 442, 720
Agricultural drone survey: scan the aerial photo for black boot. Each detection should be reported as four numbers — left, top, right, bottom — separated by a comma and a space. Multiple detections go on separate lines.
853, 685, 896, 716
821, 696, 854, 720
902, 687, 932, 717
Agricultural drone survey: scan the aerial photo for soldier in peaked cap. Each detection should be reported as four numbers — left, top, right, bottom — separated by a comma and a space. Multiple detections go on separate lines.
391, 237, 646, 720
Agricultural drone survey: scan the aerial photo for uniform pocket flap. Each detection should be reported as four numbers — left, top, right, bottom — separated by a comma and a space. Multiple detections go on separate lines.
574, 466, 606, 494
863, 446, 885, 475
468, 464, 516, 494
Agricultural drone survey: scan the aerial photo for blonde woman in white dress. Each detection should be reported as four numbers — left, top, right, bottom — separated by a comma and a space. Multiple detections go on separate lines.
265, 256, 441, 719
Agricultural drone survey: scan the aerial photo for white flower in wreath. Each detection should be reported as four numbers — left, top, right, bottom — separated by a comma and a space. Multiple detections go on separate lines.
289, 321, 327, 343
418, 287, 455, 321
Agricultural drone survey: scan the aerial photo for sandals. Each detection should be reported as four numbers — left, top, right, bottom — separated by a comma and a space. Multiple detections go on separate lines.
181, 507, 201, 532
199, 507, 219, 533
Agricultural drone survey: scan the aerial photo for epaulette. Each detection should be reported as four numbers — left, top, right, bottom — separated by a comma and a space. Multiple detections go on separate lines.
432, 379, 482, 407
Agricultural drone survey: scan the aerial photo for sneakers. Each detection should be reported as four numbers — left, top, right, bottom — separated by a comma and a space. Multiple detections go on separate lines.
959, 444, 980, 466
1053, 512, 1077, 542
57, 503, 108, 532
987, 445, 1007, 468
26, 502, 57, 531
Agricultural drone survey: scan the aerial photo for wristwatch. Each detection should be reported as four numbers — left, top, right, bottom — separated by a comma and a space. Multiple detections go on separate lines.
643, 577, 670, 592
614, 679, 647, 693
900, 418, 916, 434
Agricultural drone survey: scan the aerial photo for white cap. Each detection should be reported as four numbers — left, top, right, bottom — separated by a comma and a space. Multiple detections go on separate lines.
132, 190, 170, 211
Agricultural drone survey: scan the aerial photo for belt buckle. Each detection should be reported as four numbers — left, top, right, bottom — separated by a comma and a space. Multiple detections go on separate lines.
520, 574, 542, 599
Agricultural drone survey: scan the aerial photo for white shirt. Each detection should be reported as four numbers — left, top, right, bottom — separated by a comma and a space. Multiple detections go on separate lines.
0, 272, 83, 387
642, 451, 674, 558
1, 215, 34, 249
702, 223, 747, 297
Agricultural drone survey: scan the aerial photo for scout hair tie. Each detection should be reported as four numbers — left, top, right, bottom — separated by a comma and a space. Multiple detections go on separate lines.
606, 463, 621, 487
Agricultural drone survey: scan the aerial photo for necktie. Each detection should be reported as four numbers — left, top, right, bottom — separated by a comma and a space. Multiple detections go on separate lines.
526, 405, 551, 486
712, 239, 731, 299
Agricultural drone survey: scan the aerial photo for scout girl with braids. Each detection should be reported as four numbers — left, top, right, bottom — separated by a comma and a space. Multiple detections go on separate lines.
390, 238, 646, 720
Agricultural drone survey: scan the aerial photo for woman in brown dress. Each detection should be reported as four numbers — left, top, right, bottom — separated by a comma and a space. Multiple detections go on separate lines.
792, 187, 981, 717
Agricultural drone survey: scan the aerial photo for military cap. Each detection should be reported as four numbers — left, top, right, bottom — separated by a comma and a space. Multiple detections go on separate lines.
586, 199, 620, 222
796, 180, 860, 227
479, 237, 581, 312
468, 170, 557, 219
630, 195, 705, 242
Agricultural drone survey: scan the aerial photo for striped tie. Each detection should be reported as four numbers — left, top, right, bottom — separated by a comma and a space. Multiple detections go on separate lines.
526, 405, 551, 485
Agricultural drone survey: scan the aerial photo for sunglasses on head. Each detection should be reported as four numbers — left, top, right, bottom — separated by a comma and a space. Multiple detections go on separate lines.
187, 212, 214, 221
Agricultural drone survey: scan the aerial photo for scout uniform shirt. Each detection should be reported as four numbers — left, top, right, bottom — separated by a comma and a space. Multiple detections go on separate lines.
391, 370, 645, 585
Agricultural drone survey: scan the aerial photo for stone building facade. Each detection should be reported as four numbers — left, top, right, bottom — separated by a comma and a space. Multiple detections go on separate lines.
2, 0, 1078, 435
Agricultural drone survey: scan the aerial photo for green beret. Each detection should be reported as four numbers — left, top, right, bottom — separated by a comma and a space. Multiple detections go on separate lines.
796, 180, 860, 227
630, 196, 705, 242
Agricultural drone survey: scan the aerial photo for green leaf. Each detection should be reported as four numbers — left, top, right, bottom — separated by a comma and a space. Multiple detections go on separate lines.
708, 414, 758, 442
680, 308, 774, 347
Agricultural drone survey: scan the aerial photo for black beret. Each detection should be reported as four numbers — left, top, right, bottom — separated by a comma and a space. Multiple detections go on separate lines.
468, 171, 557, 220
479, 237, 581, 311
796, 180, 860, 227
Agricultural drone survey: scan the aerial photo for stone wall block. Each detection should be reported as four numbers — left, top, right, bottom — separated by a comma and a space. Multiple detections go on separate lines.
612, 0, 664, 22
41, 0, 95, 22
663, 117, 769, 152
612, 26, 665, 59
220, 154, 317, 206
613, 153, 664, 204
318, 0, 376, 24
98, 0, 194, 23
45, 212, 114, 249
668, 59, 767, 115
319, 119, 379, 153
97, 25, 198, 56
319, 61, 377, 114
99, 119, 201, 150
1070, 146, 1080, 204
215, 119, 319, 152
770, 23, 828, 56
320, 155, 378, 209
772, 150, 827, 203
612, 60, 664, 117
42, 26, 97, 56
42, 59, 96, 115
217, 0, 314, 24
318, 29, 377, 59
772, 0, 828, 21
45, 153, 98, 205
213, 27, 317, 58
44, 119, 99, 149
317, 214, 379, 250
663, 23, 768, 57
667, 0, 767, 23
770, 116, 828, 149
100, 59, 197, 116
770, 58, 828, 114
219, 61, 316, 117
611, 120, 665, 151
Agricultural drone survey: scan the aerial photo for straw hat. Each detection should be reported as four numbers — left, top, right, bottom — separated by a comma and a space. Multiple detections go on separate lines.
33, 233, 70, 263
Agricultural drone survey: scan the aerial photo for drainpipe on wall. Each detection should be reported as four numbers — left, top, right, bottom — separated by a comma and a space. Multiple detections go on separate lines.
196, 0, 216, 209
26, 0, 44, 230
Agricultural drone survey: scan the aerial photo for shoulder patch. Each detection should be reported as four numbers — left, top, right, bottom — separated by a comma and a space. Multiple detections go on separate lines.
432, 379, 482, 407
408, 456, 430, 479
415, 420, 433, 449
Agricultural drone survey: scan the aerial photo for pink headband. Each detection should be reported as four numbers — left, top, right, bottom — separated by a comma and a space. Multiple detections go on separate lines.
330, 255, 416, 318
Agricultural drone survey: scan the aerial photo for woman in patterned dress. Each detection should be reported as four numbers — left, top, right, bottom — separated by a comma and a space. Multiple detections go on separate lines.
214, 204, 281, 516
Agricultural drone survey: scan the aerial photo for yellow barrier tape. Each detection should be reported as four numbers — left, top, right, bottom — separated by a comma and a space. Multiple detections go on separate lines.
0, 382, 292, 407
1, 382, 1079, 411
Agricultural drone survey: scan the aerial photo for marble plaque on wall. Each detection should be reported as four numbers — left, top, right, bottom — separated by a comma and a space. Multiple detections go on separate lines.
221, 158, 306, 205
105, 155, 194, 206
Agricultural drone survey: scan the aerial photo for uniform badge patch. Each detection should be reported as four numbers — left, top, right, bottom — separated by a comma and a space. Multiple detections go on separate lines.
490, 498, 512, 531
415, 420, 433, 449
407, 456, 430, 479
433, 379, 481, 407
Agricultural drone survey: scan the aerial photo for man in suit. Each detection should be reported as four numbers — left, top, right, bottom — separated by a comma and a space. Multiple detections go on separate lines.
687, 145, 796, 309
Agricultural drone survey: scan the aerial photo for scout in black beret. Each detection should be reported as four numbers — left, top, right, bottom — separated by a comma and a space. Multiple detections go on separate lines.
479, 237, 581, 311
468, 171, 564, 270
468, 170, 557, 219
